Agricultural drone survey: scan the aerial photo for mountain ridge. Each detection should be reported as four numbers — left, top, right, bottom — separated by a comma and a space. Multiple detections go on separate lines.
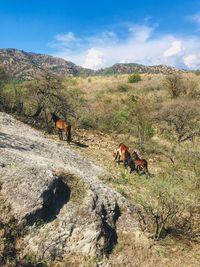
0, 48, 183, 80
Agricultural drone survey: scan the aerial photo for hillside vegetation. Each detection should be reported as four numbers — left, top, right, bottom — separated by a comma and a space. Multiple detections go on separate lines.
0, 49, 94, 80
0, 64, 200, 266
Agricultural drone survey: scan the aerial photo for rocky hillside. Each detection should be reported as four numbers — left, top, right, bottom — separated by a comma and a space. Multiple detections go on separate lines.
0, 48, 94, 80
0, 112, 148, 266
0, 49, 183, 80
96, 63, 183, 75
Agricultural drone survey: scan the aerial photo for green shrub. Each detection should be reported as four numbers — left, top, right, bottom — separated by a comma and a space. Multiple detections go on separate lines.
128, 73, 142, 83
96, 110, 128, 133
111, 111, 128, 131
79, 114, 97, 129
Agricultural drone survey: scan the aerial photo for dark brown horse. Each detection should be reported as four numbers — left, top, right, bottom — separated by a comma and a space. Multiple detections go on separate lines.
132, 150, 149, 177
51, 112, 71, 143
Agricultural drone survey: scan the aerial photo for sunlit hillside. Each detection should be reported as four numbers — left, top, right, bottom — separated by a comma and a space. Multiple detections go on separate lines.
0, 64, 200, 266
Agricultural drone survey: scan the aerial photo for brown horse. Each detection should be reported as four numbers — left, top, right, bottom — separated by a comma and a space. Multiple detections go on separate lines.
51, 112, 71, 143
113, 143, 129, 163
132, 150, 149, 177
113, 143, 135, 173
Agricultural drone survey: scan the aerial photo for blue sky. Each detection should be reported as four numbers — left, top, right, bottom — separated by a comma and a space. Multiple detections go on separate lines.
1, 0, 200, 69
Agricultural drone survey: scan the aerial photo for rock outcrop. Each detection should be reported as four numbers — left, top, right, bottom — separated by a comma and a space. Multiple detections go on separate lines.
0, 112, 147, 265
96, 63, 184, 75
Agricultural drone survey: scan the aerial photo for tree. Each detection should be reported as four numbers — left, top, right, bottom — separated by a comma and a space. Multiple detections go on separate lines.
157, 99, 200, 142
125, 95, 154, 150
26, 73, 72, 130
22, 72, 86, 131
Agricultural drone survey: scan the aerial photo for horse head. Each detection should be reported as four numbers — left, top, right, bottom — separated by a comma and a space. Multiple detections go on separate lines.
50, 112, 58, 123
113, 149, 118, 161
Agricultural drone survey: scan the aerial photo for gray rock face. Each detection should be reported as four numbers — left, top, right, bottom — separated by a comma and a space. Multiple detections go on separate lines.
0, 112, 146, 262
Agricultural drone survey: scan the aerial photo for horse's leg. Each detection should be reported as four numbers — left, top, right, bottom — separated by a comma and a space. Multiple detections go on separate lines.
61, 130, 63, 141
58, 129, 62, 140
123, 160, 127, 169
129, 160, 135, 173
144, 167, 149, 178
144, 163, 150, 178
136, 165, 140, 175
66, 126, 71, 144
116, 151, 121, 164
141, 160, 149, 177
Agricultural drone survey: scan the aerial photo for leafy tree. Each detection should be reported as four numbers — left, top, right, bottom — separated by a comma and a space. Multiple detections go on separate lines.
25, 73, 72, 130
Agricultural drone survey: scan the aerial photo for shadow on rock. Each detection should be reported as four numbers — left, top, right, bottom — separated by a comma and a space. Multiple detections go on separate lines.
25, 178, 71, 226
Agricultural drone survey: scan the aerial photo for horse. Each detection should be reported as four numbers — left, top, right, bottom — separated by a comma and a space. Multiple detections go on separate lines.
113, 143, 129, 164
132, 150, 149, 177
50, 112, 71, 143
113, 143, 135, 173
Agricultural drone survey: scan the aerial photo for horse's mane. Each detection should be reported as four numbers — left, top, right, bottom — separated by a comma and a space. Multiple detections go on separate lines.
134, 149, 142, 159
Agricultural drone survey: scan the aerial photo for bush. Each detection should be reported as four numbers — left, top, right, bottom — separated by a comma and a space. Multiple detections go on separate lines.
164, 74, 186, 98
116, 83, 130, 92
134, 171, 193, 240
110, 111, 128, 131
157, 99, 200, 142
128, 73, 142, 83
79, 114, 97, 129
0, 65, 10, 110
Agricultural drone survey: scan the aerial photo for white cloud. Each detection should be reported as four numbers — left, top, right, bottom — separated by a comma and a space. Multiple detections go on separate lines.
50, 23, 200, 70
163, 41, 182, 57
83, 48, 105, 69
183, 54, 200, 68
128, 25, 155, 41
55, 32, 76, 42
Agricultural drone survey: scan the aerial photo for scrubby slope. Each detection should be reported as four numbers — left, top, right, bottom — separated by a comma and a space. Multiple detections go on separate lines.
0, 112, 148, 266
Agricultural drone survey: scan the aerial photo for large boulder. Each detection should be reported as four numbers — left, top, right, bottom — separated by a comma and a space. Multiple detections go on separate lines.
0, 112, 147, 264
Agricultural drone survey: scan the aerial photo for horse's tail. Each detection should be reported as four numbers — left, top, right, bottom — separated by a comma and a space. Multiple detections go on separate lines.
67, 124, 71, 144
